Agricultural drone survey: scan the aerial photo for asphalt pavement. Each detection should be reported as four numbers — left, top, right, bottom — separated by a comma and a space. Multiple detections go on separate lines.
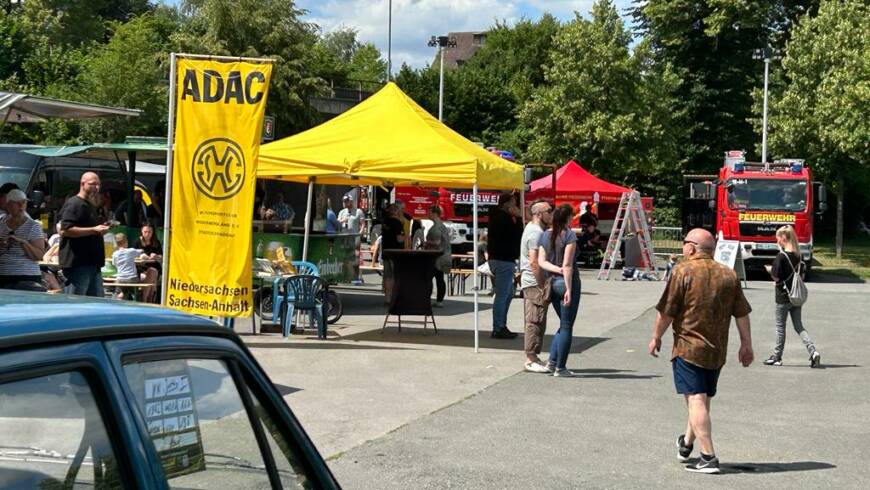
239, 271, 870, 489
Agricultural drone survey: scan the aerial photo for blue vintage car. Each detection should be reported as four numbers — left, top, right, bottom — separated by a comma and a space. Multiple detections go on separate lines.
0, 291, 340, 489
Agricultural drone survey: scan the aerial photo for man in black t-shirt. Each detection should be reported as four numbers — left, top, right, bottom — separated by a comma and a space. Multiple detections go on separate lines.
380, 204, 405, 302
487, 192, 524, 338
58, 172, 111, 296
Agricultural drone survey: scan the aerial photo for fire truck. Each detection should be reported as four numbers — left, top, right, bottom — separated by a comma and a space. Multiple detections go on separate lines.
393, 186, 501, 253
683, 150, 827, 271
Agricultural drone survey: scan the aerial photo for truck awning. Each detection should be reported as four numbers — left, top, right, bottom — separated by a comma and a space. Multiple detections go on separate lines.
22, 141, 167, 163
0, 92, 141, 123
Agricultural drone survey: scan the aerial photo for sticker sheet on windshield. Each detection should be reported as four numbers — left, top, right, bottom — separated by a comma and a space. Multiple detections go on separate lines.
143, 366, 205, 478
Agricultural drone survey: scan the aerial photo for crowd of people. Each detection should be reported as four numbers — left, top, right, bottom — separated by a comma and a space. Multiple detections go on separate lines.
477, 189, 820, 473
0, 172, 161, 300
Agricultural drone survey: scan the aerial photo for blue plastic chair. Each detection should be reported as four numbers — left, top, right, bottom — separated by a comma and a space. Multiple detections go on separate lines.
272, 261, 320, 325
280, 275, 327, 339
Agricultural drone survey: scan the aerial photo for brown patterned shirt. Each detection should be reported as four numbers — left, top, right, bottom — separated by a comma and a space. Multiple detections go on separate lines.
655, 253, 752, 370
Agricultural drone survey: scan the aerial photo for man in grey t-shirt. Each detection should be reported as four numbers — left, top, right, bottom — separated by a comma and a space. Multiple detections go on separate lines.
520, 201, 552, 373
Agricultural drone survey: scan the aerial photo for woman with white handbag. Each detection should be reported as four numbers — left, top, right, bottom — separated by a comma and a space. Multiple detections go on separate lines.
763, 225, 821, 368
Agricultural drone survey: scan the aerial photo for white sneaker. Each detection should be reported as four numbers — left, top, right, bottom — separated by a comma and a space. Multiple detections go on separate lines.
524, 361, 550, 374
553, 368, 574, 377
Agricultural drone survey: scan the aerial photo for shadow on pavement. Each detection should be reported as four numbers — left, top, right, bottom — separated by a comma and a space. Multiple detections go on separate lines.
720, 461, 836, 474
814, 363, 861, 370
243, 341, 422, 351
331, 289, 494, 316
808, 270, 866, 283
566, 368, 661, 380
272, 383, 302, 396
338, 327, 608, 353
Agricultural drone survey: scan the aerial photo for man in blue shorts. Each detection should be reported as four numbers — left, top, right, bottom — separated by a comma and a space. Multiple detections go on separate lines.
649, 228, 754, 474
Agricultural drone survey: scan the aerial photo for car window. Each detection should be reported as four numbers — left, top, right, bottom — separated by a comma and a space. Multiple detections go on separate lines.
123, 358, 309, 489
246, 385, 316, 489
0, 371, 123, 489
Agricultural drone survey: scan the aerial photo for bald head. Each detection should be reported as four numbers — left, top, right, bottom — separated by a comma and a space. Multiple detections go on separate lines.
685, 228, 715, 254
530, 201, 552, 226
79, 172, 101, 202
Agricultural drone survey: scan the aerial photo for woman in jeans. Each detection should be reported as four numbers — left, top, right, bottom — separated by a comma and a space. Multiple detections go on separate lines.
537, 204, 580, 377
764, 225, 821, 367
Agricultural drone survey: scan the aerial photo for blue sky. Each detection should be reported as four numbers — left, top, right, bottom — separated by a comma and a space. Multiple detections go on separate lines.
161, 1, 635, 72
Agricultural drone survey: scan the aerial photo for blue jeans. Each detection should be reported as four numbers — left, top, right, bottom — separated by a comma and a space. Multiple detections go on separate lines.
489, 259, 516, 332
548, 273, 581, 369
64, 266, 104, 297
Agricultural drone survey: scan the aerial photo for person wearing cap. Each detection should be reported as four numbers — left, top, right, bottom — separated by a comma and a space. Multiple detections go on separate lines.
0, 182, 21, 219
0, 189, 46, 291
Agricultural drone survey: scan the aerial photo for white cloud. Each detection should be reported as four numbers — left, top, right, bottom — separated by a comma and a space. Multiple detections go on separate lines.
301, 0, 524, 72
298, 0, 636, 72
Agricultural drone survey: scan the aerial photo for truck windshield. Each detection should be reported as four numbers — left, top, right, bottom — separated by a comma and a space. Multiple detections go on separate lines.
726, 179, 807, 211
0, 168, 32, 189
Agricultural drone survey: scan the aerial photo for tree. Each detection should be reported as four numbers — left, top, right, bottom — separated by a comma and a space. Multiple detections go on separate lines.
309, 26, 387, 84
766, 0, 870, 257
632, 0, 819, 175
175, 0, 326, 137
75, 11, 177, 142
395, 15, 560, 153
520, 0, 682, 205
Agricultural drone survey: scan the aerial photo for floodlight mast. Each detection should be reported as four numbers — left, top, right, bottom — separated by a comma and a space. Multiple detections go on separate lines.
753, 47, 781, 167
428, 35, 457, 121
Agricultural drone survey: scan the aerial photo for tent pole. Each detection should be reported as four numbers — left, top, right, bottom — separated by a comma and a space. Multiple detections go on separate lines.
302, 179, 314, 261
473, 182, 479, 353
160, 52, 178, 306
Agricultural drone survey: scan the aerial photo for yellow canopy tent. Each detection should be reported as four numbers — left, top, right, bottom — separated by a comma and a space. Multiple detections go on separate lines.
256, 82, 523, 351
257, 82, 522, 189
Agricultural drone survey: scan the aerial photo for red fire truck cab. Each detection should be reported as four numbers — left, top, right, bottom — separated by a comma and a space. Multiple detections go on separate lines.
683, 151, 827, 271
393, 186, 502, 253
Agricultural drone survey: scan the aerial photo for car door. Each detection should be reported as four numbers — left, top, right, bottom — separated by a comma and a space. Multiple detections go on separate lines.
0, 341, 151, 489
105, 334, 340, 490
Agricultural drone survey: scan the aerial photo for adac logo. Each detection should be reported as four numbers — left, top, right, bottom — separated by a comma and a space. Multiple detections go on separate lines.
191, 138, 245, 200
738, 212, 796, 224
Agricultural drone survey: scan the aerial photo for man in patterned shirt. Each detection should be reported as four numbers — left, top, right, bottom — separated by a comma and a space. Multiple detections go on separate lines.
649, 228, 754, 474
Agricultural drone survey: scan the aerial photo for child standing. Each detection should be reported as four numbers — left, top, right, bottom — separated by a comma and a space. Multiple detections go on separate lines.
112, 233, 157, 302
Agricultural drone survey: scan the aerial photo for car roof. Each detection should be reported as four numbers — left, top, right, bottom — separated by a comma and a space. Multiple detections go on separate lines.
0, 291, 228, 350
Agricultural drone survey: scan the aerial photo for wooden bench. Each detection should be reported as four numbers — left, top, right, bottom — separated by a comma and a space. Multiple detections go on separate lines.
104, 280, 154, 302
448, 269, 477, 296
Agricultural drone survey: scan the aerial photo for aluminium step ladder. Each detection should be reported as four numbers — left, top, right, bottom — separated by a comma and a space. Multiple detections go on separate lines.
597, 191, 658, 280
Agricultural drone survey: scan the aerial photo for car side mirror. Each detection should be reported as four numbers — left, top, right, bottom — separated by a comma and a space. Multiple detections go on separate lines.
707, 184, 718, 210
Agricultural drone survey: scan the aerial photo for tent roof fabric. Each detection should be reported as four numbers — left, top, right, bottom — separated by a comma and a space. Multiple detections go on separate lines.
529, 160, 630, 201
0, 92, 141, 123
257, 82, 522, 190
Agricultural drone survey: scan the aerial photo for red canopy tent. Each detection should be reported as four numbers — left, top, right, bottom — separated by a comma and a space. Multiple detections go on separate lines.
527, 160, 632, 204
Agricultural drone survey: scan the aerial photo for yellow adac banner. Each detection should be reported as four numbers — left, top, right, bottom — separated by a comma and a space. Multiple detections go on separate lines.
166, 58, 272, 316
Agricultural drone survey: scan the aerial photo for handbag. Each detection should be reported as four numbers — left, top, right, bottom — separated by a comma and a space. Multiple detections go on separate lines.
781, 252, 808, 307
477, 261, 493, 277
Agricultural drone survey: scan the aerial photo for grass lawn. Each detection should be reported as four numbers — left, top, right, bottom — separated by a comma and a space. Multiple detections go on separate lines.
813, 236, 870, 280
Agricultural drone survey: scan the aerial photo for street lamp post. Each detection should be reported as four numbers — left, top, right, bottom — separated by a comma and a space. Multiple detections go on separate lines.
427, 35, 457, 121
753, 47, 781, 165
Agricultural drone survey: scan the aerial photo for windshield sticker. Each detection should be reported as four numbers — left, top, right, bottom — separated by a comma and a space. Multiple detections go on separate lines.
739, 212, 796, 223
142, 365, 205, 479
